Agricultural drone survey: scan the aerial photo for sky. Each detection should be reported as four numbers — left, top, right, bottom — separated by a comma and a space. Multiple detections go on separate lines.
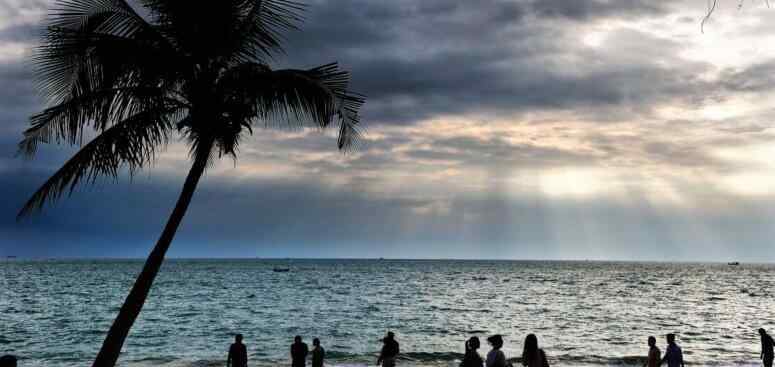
2, 0, 775, 261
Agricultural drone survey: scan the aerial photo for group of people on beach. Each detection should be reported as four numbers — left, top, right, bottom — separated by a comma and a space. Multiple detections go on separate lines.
641, 329, 774, 367
1, 327, 772, 367
642, 334, 684, 367
226, 331, 399, 367
460, 333, 549, 367
227, 334, 328, 367
466, 329, 775, 367
223, 328, 775, 367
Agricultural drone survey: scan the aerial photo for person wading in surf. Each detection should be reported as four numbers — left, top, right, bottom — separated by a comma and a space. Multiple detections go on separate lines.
291, 335, 309, 367
485, 335, 507, 367
644, 336, 660, 367
312, 338, 325, 367
377, 331, 400, 367
760, 328, 774, 367
461, 336, 484, 367
521, 334, 549, 367
0, 355, 17, 367
660, 333, 685, 367
227, 334, 248, 367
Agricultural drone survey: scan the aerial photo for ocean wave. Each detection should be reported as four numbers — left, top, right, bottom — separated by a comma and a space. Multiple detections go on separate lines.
123, 359, 223, 367
550, 353, 647, 365
400, 351, 464, 362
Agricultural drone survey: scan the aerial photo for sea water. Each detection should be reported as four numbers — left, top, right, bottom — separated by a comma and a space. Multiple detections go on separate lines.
1, 259, 773, 366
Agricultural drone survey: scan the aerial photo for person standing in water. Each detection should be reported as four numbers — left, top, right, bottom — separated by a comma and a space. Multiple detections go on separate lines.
644, 336, 660, 367
461, 336, 484, 367
760, 328, 774, 367
312, 338, 326, 367
660, 334, 685, 367
521, 334, 549, 367
0, 355, 17, 367
227, 334, 248, 367
291, 335, 309, 367
485, 335, 507, 367
377, 331, 400, 367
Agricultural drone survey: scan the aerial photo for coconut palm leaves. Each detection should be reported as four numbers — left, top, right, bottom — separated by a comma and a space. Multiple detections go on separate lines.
19, 0, 365, 218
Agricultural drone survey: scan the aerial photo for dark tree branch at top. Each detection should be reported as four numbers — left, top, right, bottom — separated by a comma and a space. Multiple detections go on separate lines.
702, 0, 771, 33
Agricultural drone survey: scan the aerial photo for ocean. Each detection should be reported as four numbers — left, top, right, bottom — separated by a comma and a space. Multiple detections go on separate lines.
1, 259, 773, 366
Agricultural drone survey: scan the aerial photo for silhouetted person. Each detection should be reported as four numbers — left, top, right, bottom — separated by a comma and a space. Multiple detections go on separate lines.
761, 328, 774, 367
521, 334, 549, 367
461, 336, 484, 367
660, 334, 684, 367
227, 334, 248, 367
486, 335, 507, 367
312, 337, 325, 367
645, 336, 660, 367
377, 331, 400, 367
291, 335, 309, 367
0, 355, 17, 367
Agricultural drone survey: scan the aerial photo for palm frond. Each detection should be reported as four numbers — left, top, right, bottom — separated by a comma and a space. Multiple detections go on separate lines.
17, 87, 177, 157
51, 0, 150, 37
36, 0, 176, 104
139, 0, 303, 64
219, 61, 365, 151
17, 109, 175, 219
233, 0, 305, 61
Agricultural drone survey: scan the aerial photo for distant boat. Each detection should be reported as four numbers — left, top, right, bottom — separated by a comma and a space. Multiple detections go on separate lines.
728, 261, 740, 266
273, 267, 290, 272
6, 256, 17, 259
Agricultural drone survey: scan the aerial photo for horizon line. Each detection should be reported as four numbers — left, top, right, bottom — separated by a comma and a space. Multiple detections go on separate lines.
0, 256, 764, 264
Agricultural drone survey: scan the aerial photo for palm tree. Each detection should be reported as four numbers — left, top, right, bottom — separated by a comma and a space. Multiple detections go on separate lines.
17, 1, 364, 366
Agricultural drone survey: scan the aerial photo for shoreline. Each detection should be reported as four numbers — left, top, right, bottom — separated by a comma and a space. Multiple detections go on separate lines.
11, 351, 765, 367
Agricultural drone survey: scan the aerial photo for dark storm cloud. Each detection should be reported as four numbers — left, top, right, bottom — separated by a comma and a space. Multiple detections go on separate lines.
0, 23, 39, 43
343, 52, 708, 124
0, 61, 36, 115
0, 0, 739, 128
527, 0, 669, 20
279, 0, 702, 124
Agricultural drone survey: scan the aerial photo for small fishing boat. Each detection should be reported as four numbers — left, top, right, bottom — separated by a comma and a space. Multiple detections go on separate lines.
273, 267, 290, 272
727, 261, 740, 266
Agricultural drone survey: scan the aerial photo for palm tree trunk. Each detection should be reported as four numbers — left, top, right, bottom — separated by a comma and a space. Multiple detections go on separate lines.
92, 144, 212, 367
